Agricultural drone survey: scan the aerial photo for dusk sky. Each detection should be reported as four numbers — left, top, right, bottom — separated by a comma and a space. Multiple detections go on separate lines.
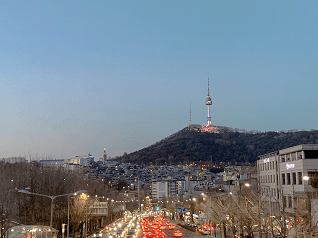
1, 1, 318, 160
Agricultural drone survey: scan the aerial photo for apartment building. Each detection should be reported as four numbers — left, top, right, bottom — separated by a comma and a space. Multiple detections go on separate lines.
151, 180, 177, 201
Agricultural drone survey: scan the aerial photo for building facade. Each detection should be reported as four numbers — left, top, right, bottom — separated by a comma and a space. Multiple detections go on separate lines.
152, 180, 177, 201
258, 144, 318, 216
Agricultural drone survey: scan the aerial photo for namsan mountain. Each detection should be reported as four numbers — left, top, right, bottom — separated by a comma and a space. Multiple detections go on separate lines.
117, 126, 318, 165
117, 78, 318, 165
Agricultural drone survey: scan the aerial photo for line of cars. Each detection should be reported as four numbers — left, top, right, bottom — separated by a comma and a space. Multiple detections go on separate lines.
183, 223, 214, 235
89, 213, 139, 238
140, 214, 183, 238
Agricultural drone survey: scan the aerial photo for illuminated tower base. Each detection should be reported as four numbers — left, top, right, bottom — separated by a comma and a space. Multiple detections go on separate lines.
207, 116, 211, 126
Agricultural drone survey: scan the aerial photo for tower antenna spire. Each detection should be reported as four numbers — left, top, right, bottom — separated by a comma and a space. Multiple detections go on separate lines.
207, 77, 210, 96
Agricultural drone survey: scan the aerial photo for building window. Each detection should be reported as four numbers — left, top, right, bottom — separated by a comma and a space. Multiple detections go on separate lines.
287, 173, 291, 185
288, 196, 293, 208
283, 195, 287, 207
292, 173, 296, 185
298, 198, 307, 210
282, 157, 285, 162
282, 173, 286, 185
298, 172, 303, 184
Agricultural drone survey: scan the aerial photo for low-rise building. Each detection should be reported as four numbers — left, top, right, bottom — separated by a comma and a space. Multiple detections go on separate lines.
258, 144, 318, 216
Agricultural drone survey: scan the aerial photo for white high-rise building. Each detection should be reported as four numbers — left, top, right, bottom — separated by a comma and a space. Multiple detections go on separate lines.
152, 180, 177, 201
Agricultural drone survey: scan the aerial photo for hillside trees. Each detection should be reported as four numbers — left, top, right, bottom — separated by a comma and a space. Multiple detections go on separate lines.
117, 127, 318, 165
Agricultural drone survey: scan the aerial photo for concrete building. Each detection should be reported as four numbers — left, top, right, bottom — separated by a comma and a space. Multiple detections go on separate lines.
258, 144, 318, 216
38, 159, 66, 167
152, 180, 177, 201
71, 154, 94, 166
89, 202, 108, 215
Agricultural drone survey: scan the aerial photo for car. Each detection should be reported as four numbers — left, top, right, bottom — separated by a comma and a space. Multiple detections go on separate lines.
127, 229, 137, 238
173, 230, 183, 237
200, 229, 210, 235
168, 225, 176, 230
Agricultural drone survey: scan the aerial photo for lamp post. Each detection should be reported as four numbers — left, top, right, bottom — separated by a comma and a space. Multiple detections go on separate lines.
137, 177, 140, 214
67, 193, 88, 238
304, 175, 315, 237
18, 189, 87, 229
237, 183, 253, 237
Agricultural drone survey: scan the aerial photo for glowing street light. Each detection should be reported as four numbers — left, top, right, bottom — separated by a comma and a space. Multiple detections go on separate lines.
18, 189, 87, 228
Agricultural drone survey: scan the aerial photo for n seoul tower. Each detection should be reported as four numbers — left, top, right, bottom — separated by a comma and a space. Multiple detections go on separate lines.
205, 78, 212, 126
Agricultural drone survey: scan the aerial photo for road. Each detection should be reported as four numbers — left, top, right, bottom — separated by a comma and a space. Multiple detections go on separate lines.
89, 212, 236, 238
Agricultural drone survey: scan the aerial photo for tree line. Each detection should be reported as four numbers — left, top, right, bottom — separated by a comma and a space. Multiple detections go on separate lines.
0, 161, 124, 237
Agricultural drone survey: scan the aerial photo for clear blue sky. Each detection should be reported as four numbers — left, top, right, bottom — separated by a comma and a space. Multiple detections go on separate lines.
1, 1, 318, 160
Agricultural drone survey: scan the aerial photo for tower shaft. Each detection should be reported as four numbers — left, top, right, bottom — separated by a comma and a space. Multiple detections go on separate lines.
207, 106, 211, 125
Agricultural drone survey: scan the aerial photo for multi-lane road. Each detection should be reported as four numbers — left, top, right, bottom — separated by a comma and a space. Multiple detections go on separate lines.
89, 211, 223, 238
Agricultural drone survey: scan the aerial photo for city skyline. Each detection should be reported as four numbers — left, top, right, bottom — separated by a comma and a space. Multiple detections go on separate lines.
1, 1, 318, 160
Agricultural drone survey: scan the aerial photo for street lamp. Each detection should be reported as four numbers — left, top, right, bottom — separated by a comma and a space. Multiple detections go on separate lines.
18, 189, 87, 229
68, 191, 87, 238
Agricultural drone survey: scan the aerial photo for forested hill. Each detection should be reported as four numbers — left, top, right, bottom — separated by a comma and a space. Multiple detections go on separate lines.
117, 126, 318, 165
